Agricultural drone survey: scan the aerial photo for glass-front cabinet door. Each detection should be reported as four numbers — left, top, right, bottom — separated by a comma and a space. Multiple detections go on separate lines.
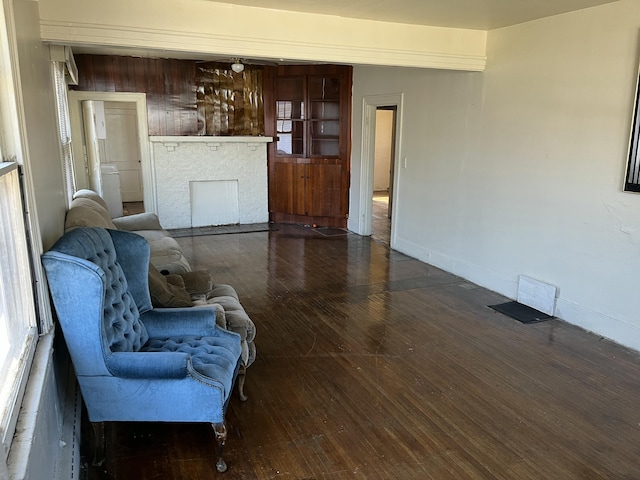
275, 76, 304, 156
274, 75, 342, 158
308, 76, 341, 157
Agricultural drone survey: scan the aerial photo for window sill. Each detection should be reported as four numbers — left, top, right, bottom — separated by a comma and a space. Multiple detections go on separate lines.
6, 332, 54, 480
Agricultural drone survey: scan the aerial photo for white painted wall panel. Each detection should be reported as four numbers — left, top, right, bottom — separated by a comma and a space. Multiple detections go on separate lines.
351, 0, 640, 351
190, 180, 239, 227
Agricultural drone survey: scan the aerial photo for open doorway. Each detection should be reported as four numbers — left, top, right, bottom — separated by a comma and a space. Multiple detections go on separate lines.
372, 106, 397, 244
68, 91, 155, 215
356, 93, 402, 245
103, 101, 145, 215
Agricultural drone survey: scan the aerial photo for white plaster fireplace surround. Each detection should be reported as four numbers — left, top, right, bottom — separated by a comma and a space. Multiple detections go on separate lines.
150, 136, 272, 229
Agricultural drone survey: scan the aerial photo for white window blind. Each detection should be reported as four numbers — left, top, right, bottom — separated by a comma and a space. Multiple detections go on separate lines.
53, 61, 76, 204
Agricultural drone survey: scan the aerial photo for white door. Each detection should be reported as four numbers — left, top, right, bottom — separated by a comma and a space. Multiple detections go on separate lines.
104, 102, 143, 202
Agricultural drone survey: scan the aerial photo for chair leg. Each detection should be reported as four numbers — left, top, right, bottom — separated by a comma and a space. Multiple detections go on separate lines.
212, 422, 228, 473
90, 421, 105, 466
237, 363, 248, 402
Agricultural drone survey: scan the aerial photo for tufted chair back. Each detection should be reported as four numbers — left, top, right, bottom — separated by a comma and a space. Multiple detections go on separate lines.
43, 228, 149, 374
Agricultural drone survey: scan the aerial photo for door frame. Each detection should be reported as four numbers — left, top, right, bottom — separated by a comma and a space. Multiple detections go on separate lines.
68, 91, 155, 213
358, 93, 403, 244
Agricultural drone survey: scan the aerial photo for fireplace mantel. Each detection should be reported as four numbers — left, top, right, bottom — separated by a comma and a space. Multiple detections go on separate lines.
151, 135, 272, 147
149, 136, 272, 229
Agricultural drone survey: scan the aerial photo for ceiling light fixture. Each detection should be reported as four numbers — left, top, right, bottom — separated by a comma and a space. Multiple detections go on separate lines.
231, 59, 244, 73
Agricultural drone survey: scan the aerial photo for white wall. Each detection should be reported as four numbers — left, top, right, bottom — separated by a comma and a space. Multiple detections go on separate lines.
477, 0, 640, 346
13, 0, 67, 250
351, 0, 640, 351
374, 110, 393, 191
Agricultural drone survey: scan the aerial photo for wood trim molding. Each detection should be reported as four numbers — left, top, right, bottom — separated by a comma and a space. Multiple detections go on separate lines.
40, 20, 487, 71
68, 91, 155, 213
149, 136, 273, 144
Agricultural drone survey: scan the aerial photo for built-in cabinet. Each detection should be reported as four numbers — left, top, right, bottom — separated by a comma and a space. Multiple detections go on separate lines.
264, 65, 352, 227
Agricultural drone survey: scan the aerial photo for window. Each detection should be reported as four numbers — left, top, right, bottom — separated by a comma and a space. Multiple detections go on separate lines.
0, 162, 38, 464
0, 3, 41, 468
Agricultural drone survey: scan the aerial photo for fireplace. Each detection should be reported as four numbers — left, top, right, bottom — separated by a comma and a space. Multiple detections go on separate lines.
150, 136, 272, 229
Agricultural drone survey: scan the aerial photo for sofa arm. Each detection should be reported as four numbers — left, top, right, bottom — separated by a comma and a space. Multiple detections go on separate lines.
106, 351, 189, 378
113, 212, 163, 231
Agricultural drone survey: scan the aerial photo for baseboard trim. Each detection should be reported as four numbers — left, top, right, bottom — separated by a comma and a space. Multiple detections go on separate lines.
56, 373, 82, 480
392, 236, 640, 353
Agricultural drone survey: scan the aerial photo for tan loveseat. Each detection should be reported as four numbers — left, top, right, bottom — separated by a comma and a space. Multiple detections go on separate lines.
67, 189, 190, 274
64, 190, 256, 378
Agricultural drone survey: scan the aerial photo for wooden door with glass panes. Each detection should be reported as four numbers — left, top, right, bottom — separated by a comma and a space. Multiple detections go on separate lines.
264, 65, 352, 228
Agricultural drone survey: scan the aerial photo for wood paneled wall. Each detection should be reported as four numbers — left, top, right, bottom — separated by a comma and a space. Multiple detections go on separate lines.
196, 65, 264, 136
72, 55, 264, 137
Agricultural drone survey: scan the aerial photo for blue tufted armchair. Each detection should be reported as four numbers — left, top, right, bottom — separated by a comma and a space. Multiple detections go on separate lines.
42, 227, 242, 473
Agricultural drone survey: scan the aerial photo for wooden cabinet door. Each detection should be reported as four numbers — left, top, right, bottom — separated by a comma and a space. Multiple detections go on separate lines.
271, 162, 306, 216
265, 65, 352, 228
306, 164, 343, 218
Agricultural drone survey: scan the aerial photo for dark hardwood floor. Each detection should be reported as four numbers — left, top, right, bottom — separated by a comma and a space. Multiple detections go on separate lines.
86, 224, 640, 479
122, 202, 144, 216
372, 191, 390, 245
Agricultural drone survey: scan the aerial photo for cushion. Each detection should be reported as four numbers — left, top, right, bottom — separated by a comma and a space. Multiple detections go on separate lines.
178, 270, 213, 295
148, 264, 193, 308
165, 274, 186, 289
73, 189, 109, 210
135, 230, 191, 274
65, 197, 117, 231
142, 335, 241, 396
112, 212, 163, 231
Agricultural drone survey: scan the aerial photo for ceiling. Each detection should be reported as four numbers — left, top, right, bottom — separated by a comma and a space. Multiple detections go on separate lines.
212, 0, 619, 30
